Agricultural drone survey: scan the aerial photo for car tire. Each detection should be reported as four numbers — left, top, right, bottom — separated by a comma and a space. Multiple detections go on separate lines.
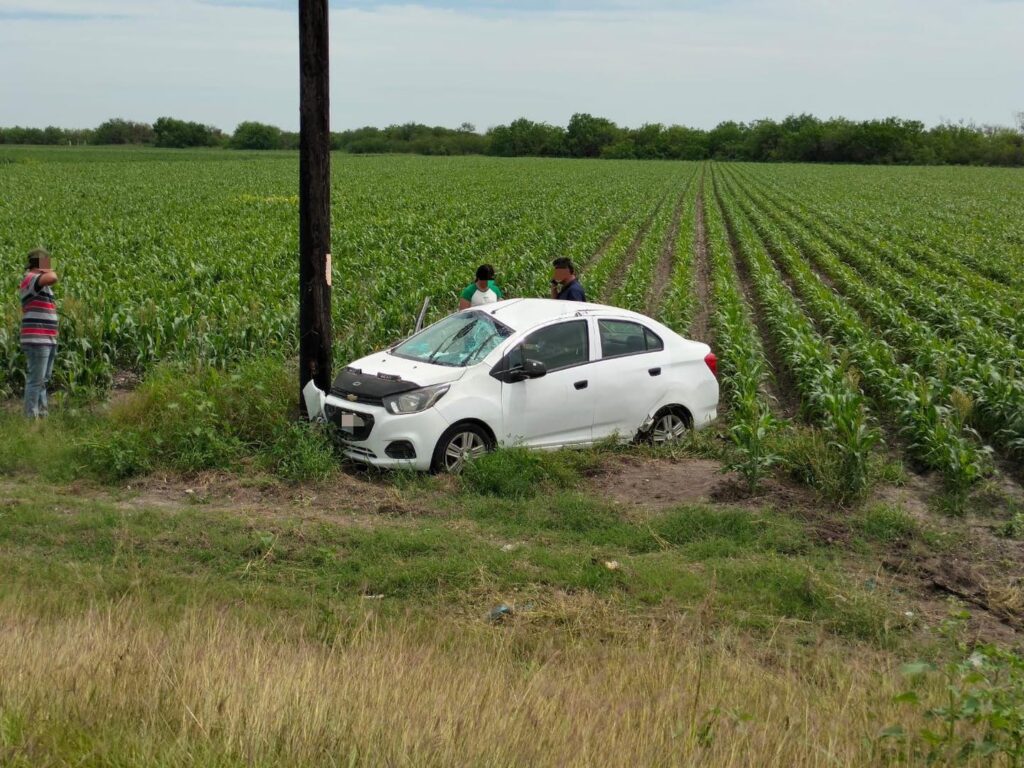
430, 422, 494, 474
642, 406, 692, 445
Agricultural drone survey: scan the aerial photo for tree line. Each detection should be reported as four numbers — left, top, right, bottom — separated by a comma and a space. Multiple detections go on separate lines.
2, 113, 1022, 166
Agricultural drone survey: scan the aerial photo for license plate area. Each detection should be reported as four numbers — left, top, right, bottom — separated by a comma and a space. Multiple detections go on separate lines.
325, 405, 374, 441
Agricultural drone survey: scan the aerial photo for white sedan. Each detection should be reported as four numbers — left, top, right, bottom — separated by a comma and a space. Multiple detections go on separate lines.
304, 298, 718, 472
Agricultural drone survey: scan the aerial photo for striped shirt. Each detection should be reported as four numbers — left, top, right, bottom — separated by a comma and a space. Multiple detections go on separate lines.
19, 271, 58, 346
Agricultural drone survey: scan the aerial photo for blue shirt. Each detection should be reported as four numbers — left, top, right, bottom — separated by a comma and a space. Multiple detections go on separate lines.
556, 279, 586, 302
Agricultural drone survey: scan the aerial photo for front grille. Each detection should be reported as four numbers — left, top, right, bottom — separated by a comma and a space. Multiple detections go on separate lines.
344, 445, 378, 460
329, 387, 384, 407
324, 404, 375, 441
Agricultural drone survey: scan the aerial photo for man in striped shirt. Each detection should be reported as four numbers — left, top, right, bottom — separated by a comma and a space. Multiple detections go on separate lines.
19, 248, 59, 418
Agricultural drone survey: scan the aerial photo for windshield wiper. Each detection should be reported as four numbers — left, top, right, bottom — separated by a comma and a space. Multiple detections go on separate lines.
464, 330, 503, 365
427, 321, 476, 366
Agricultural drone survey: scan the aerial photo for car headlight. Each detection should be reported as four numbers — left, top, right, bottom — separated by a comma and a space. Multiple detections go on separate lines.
384, 384, 450, 415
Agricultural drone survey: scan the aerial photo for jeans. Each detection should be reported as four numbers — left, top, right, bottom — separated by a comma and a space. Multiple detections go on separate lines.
23, 344, 56, 419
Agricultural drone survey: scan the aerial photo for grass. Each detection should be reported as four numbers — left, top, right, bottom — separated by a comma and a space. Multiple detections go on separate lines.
0, 480, 893, 642
0, 361, 1019, 765
0, 599, 925, 768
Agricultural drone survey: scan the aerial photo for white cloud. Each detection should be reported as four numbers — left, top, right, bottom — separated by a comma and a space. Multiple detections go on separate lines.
1, 0, 1021, 130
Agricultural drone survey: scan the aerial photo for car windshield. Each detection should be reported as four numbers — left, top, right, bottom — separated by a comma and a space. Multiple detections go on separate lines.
392, 311, 514, 367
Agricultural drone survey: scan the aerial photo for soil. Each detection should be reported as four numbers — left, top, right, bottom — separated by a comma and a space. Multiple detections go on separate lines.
589, 454, 821, 515
110, 467, 436, 526
590, 455, 727, 509
590, 452, 1024, 643
599, 193, 668, 303
644, 184, 687, 316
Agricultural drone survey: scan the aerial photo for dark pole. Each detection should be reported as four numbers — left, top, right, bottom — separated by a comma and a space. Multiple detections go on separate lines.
298, 0, 332, 412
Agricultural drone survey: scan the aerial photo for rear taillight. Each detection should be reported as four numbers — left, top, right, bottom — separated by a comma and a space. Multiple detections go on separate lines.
704, 352, 717, 377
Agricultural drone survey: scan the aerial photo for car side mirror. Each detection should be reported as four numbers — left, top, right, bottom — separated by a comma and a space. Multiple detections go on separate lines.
521, 359, 547, 379
491, 357, 547, 383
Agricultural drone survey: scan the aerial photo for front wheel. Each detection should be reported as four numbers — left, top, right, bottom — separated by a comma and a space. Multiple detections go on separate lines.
431, 423, 493, 474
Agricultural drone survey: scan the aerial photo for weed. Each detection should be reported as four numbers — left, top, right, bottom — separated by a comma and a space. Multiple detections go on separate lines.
460, 446, 599, 500
882, 611, 1024, 764
856, 505, 919, 544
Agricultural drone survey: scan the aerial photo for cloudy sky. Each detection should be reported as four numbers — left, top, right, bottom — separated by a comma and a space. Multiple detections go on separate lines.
1, 0, 1021, 132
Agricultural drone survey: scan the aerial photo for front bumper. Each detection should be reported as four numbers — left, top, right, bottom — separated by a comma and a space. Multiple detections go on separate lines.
322, 394, 451, 471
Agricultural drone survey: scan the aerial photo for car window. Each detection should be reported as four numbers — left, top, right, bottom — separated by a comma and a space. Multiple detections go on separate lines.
599, 320, 663, 358
520, 320, 589, 371
644, 326, 664, 351
392, 311, 513, 367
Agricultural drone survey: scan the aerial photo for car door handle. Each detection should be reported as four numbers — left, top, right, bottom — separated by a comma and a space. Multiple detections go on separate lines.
648, 367, 661, 376
574, 380, 588, 390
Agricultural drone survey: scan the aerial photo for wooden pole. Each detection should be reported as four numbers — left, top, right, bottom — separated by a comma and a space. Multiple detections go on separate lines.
298, 0, 332, 411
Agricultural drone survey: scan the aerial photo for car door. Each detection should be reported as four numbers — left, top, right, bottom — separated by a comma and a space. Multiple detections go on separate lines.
591, 318, 669, 441
498, 319, 595, 448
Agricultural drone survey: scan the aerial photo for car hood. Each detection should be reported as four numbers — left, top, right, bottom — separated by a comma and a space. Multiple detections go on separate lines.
331, 352, 468, 399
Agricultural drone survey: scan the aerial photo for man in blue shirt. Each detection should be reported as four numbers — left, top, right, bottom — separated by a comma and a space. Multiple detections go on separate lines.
550, 258, 586, 302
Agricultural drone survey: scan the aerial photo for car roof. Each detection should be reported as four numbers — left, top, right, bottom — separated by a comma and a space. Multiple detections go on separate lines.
477, 298, 655, 332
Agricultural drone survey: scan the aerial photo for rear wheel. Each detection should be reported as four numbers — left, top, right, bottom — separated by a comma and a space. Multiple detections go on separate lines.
647, 407, 691, 445
431, 423, 493, 474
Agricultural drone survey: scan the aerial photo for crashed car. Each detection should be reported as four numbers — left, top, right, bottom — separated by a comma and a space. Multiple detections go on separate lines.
304, 298, 718, 473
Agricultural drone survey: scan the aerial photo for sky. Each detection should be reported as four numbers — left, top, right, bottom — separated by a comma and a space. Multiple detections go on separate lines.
1, 0, 1022, 132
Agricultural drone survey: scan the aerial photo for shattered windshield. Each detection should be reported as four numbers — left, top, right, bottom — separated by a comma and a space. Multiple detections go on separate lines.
392, 311, 514, 367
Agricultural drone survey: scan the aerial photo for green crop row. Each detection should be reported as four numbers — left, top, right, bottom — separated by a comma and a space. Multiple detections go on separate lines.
710, 169, 880, 501
718, 170, 990, 497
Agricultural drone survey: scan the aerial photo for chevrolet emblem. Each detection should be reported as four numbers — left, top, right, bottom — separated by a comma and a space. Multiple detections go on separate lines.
346, 394, 358, 402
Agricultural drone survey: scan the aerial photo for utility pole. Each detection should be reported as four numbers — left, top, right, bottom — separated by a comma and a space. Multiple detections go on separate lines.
298, 0, 332, 412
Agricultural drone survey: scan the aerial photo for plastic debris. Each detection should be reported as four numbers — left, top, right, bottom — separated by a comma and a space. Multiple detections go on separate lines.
500, 543, 518, 552
488, 603, 513, 622
604, 560, 621, 571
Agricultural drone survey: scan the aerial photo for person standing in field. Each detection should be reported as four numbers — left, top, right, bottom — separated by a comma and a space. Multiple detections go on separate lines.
458, 264, 503, 309
19, 248, 59, 419
550, 258, 586, 301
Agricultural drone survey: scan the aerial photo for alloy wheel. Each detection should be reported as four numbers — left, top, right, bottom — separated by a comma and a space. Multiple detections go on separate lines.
443, 430, 488, 472
652, 412, 687, 444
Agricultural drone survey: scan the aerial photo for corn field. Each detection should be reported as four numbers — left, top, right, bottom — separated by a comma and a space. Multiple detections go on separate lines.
2, 147, 1022, 493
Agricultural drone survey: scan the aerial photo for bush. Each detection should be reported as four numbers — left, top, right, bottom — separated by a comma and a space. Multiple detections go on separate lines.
776, 427, 874, 505
882, 612, 1024, 763
82, 359, 336, 481
262, 422, 337, 483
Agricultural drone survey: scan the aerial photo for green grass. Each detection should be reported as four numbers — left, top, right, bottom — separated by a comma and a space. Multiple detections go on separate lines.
0, 472, 895, 645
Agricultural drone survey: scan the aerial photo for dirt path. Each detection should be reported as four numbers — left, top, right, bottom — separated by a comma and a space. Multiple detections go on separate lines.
709, 170, 800, 419
644, 185, 687, 317
599, 194, 668, 303
688, 175, 713, 346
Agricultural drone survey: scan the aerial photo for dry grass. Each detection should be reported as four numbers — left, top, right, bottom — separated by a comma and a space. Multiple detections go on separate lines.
0, 598, 928, 767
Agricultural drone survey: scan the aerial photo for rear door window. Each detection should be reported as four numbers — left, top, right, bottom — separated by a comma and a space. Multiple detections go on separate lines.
599, 320, 662, 358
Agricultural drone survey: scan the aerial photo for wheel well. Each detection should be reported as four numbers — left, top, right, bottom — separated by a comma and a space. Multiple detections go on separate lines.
444, 418, 497, 446
656, 404, 693, 428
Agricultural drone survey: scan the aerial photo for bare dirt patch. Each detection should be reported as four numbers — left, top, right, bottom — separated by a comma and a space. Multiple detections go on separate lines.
589, 455, 726, 510
587, 454, 820, 515
113, 468, 434, 525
